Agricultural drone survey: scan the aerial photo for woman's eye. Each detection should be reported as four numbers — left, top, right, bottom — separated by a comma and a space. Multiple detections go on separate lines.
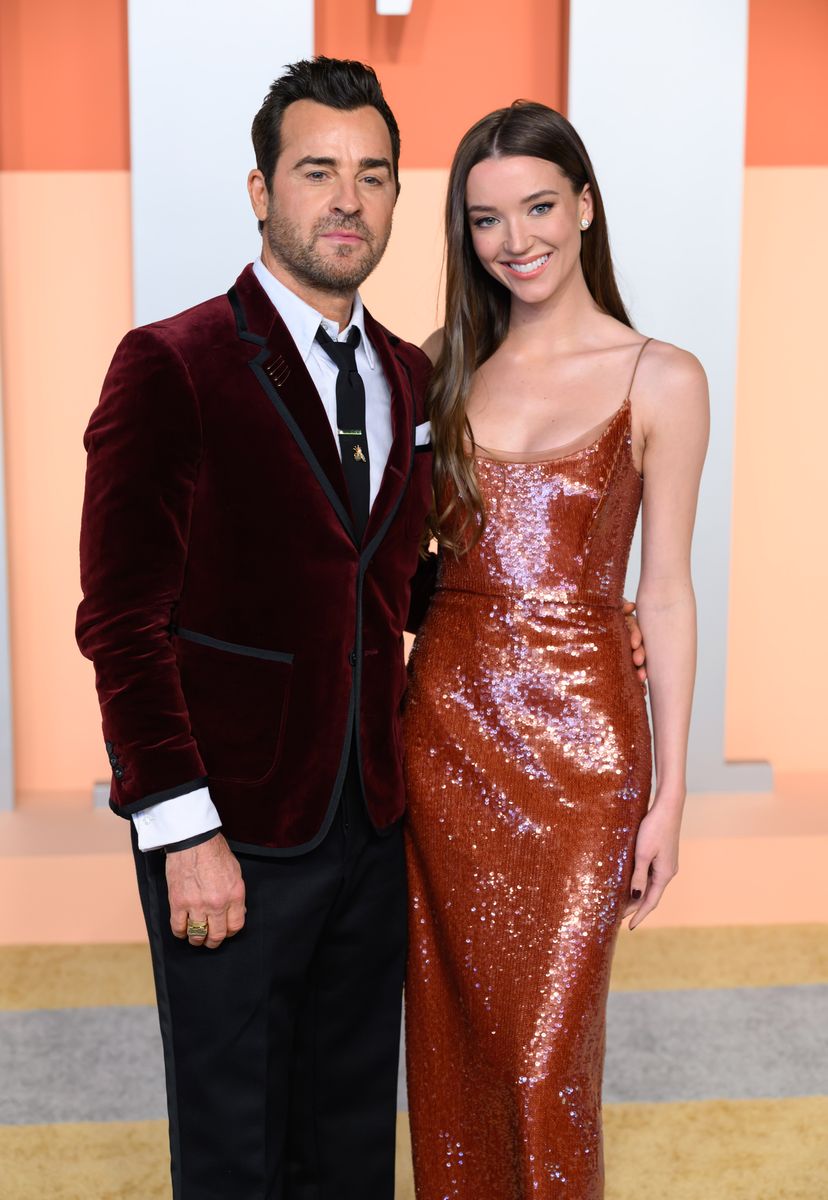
531, 203, 553, 215
472, 216, 498, 229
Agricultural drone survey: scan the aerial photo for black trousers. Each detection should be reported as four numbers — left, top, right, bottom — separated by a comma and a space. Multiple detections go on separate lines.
132, 758, 407, 1200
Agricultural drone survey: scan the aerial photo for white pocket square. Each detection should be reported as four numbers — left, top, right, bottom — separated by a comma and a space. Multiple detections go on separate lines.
414, 420, 432, 447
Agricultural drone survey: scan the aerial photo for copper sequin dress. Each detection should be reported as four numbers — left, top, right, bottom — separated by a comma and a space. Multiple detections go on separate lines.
403, 371, 652, 1198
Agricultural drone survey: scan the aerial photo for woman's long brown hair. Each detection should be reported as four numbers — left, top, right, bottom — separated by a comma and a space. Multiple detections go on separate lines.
429, 101, 632, 554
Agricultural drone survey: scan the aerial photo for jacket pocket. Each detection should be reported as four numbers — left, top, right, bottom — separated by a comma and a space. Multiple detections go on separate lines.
174, 626, 293, 786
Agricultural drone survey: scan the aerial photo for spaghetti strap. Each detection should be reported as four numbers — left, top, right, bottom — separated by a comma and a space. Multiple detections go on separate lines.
627, 337, 653, 399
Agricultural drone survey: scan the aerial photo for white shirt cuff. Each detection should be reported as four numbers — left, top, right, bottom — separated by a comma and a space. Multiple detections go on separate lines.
131, 786, 221, 851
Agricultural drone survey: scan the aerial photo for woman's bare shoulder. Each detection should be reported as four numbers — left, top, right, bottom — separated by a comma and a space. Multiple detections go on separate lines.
421, 327, 445, 366
633, 338, 709, 440
637, 338, 707, 391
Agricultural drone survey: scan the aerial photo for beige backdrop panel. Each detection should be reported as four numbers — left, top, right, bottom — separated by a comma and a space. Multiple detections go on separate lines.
360, 169, 448, 346
0, 234, 12, 809
727, 166, 828, 771
0, 172, 132, 794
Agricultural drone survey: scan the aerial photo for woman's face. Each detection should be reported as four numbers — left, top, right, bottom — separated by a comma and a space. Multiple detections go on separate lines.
465, 155, 592, 304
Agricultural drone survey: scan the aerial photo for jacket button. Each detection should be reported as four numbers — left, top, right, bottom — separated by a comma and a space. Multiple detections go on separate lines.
348, 650, 357, 667
114, 768, 124, 780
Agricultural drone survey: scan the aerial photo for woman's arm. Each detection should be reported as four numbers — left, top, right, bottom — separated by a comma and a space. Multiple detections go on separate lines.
626, 343, 709, 929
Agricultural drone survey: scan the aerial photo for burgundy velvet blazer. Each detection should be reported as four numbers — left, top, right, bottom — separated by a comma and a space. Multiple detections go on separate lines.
76, 264, 434, 854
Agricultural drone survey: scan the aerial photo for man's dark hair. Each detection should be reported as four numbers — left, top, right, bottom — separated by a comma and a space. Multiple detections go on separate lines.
252, 56, 401, 211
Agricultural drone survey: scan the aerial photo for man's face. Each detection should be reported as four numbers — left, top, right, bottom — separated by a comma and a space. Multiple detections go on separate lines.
250, 100, 397, 296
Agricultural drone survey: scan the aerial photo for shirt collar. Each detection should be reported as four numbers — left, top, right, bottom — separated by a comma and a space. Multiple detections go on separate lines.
252, 257, 375, 370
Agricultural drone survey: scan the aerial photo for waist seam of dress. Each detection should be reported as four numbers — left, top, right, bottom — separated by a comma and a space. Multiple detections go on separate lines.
434, 586, 626, 611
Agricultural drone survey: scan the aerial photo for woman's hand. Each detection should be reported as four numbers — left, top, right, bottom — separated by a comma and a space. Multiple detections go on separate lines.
622, 599, 647, 689
624, 796, 683, 929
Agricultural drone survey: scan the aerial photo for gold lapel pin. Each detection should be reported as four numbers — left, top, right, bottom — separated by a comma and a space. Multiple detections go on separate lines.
264, 355, 290, 387
354, 445, 367, 463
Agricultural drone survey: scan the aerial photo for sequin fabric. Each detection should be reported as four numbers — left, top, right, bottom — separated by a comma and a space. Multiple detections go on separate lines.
403, 398, 652, 1199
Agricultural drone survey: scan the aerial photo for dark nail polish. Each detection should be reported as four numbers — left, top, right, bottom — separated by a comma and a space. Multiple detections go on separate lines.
631, 888, 642, 900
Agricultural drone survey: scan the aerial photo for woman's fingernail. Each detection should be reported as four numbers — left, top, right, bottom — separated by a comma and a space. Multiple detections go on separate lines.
631, 888, 642, 900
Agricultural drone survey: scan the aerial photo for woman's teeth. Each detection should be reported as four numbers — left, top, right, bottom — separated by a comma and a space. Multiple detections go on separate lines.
507, 254, 549, 274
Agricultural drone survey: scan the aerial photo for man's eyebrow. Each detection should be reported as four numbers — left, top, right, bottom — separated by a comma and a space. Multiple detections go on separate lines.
359, 157, 392, 173
467, 189, 560, 213
291, 155, 393, 173
293, 155, 337, 170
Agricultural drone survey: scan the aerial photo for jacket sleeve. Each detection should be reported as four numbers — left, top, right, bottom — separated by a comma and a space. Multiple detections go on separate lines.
398, 339, 438, 635
405, 550, 439, 634
76, 326, 208, 815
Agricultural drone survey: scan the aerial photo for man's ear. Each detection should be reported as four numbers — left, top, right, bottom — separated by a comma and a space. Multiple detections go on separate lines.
248, 169, 269, 223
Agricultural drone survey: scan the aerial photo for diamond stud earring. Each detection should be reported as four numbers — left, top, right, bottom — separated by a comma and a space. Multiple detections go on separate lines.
580, 218, 591, 230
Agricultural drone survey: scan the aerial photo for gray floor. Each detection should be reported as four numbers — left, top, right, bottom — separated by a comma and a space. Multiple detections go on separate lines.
2, 985, 827, 1125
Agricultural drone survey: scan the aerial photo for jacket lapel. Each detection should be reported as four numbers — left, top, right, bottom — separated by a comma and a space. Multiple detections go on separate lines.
228, 266, 355, 543
361, 309, 415, 557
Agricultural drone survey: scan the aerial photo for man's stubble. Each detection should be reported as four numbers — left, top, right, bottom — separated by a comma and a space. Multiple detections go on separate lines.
265, 205, 392, 298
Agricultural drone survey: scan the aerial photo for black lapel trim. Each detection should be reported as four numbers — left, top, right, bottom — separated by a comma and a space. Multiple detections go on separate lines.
249, 348, 357, 547
360, 354, 416, 566
228, 285, 266, 346
229, 286, 358, 547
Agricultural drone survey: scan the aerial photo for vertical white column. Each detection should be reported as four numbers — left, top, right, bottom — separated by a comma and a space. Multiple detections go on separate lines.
569, 0, 770, 792
0, 335, 13, 810
128, 0, 315, 325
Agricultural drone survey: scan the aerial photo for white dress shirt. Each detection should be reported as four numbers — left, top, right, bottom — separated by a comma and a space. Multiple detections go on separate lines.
252, 258, 393, 508
132, 259, 394, 851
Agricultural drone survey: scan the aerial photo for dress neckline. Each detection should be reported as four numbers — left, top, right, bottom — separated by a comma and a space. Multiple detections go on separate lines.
474, 397, 630, 467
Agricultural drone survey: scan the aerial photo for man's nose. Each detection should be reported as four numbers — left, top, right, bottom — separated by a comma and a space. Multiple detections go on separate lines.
331, 178, 361, 215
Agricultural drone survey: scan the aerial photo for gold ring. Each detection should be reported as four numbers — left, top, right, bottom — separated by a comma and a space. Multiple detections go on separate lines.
186, 919, 209, 938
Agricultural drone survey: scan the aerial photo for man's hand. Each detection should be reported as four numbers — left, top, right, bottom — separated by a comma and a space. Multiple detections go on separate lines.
166, 833, 246, 949
622, 599, 647, 688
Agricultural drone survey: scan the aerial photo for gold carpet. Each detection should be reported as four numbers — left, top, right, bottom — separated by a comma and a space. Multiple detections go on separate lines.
2, 1100, 825, 1199
0, 943, 156, 1010
611, 922, 828, 991
2, 927, 826, 1198
603, 1096, 828, 1200
3, 923, 826, 1011
0, 1119, 414, 1200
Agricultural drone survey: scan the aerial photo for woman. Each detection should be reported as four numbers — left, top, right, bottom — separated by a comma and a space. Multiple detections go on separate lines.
403, 102, 708, 1198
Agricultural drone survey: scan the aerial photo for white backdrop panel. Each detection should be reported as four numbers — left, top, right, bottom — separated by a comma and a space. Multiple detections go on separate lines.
0, 335, 14, 810
569, 0, 770, 792
129, 0, 314, 325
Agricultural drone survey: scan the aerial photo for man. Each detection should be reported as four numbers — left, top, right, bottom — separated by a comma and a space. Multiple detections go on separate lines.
78, 58, 432, 1198
78, 56, 644, 1199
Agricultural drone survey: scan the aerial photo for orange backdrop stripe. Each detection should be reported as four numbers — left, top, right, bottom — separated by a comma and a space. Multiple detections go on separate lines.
0, 0, 129, 171
745, 0, 828, 167
0, 171, 132, 793
315, 0, 568, 170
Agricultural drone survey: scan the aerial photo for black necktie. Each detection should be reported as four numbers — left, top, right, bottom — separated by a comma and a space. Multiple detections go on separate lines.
315, 325, 371, 539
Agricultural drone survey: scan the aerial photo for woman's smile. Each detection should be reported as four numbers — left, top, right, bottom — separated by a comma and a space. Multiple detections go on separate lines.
499, 251, 552, 278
